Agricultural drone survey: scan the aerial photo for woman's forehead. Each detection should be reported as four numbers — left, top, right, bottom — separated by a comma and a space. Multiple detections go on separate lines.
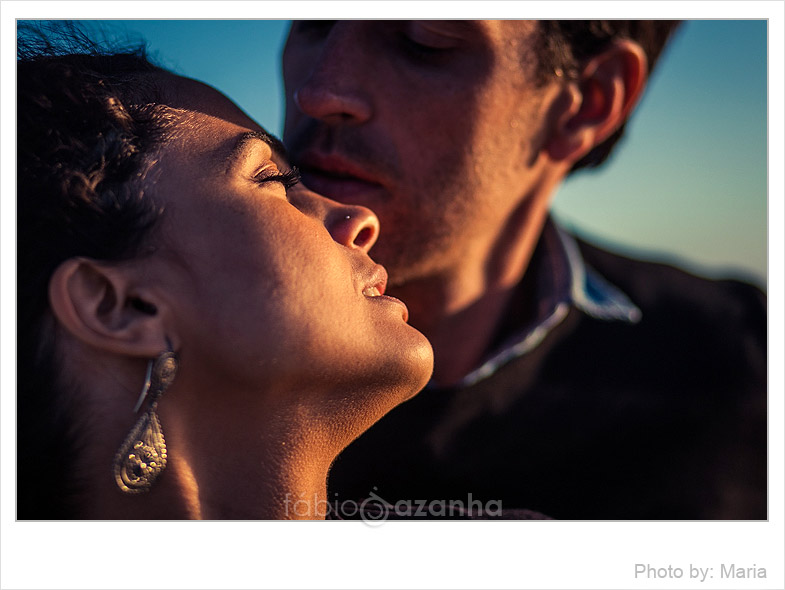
151, 73, 288, 165
155, 72, 260, 131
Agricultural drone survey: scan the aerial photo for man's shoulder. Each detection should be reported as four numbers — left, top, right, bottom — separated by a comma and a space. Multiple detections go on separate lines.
575, 236, 766, 330
562, 236, 767, 396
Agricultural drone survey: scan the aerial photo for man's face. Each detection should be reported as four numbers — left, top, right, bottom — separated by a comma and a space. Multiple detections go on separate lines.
282, 21, 556, 287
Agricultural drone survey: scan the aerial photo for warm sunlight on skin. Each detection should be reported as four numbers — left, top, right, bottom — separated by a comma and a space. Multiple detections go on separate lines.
53, 74, 434, 519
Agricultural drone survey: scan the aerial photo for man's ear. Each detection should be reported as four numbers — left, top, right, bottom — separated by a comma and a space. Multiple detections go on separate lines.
48, 257, 170, 357
545, 39, 648, 164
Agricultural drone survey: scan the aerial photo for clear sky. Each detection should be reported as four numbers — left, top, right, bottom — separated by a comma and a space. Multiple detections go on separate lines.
74, 20, 769, 286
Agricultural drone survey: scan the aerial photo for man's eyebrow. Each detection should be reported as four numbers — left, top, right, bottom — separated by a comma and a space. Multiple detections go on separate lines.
225, 130, 289, 169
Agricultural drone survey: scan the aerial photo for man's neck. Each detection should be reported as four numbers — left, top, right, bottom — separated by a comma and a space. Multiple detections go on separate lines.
390, 193, 553, 386
398, 280, 523, 387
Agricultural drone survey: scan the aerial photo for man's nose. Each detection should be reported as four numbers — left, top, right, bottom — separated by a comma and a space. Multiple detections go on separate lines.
290, 24, 373, 125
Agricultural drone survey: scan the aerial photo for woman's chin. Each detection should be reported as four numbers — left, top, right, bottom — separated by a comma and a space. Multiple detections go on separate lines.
399, 334, 434, 399
344, 334, 433, 431
371, 332, 434, 412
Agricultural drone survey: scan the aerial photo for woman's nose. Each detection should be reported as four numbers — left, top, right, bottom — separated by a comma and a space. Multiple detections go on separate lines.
290, 25, 373, 125
289, 184, 380, 252
325, 204, 380, 252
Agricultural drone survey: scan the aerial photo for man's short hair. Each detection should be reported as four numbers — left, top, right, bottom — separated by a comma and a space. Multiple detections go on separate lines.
534, 20, 682, 173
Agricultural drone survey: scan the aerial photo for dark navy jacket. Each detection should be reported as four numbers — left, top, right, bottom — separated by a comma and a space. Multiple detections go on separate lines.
328, 233, 767, 520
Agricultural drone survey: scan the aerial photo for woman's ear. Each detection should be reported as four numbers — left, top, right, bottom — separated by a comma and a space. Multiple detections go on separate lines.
545, 39, 648, 164
48, 257, 169, 357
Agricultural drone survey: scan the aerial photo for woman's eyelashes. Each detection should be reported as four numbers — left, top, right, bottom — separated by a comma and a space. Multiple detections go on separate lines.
252, 166, 301, 191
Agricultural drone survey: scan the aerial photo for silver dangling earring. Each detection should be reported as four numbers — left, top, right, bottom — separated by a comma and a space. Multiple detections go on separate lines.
112, 344, 178, 494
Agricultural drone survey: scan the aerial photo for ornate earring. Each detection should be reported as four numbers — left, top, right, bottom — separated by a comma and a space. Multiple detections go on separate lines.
112, 345, 178, 494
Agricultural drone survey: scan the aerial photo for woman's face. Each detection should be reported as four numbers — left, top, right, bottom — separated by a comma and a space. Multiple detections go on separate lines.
144, 76, 433, 440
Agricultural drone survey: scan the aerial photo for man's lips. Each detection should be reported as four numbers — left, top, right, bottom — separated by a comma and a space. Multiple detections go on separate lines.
298, 152, 381, 184
297, 152, 384, 200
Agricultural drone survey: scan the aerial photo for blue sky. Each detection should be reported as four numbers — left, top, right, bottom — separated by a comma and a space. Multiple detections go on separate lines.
79, 20, 768, 285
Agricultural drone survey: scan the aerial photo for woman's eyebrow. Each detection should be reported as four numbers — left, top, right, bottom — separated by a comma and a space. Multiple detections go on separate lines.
225, 130, 289, 170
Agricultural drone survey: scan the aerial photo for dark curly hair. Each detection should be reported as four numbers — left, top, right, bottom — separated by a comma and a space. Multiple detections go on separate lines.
17, 23, 174, 518
534, 20, 682, 173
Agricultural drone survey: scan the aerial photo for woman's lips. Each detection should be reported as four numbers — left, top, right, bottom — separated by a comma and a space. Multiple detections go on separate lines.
362, 285, 384, 297
362, 266, 409, 322
363, 265, 388, 296
367, 293, 410, 323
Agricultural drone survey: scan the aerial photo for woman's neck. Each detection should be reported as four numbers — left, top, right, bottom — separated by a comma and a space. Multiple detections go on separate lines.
159, 409, 339, 519
76, 369, 385, 520
79, 436, 334, 520
186, 454, 332, 520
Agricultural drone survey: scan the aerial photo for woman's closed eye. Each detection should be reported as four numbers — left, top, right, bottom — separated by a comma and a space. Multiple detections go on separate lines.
252, 166, 301, 191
